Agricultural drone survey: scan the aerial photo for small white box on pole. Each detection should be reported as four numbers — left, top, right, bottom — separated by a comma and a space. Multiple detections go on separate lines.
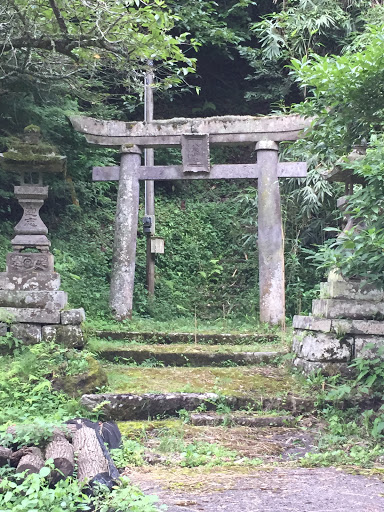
150, 237, 164, 254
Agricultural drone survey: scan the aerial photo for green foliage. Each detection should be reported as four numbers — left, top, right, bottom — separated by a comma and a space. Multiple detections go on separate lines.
348, 345, 384, 398
111, 440, 146, 467
300, 345, 384, 468
0, 465, 91, 511
300, 444, 384, 467
0, 342, 91, 424
0, 468, 163, 512
179, 442, 239, 467
305, 136, 384, 285
291, 25, 384, 149
1, 0, 197, 95
0, 419, 67, 450
91, 477, 165, 512
253, 0, 371, 61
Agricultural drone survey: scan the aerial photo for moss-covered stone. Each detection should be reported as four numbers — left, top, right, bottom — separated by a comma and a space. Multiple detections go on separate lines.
52, 356, 107, 396
0, 133, 66, 174
105, 365, 299, 397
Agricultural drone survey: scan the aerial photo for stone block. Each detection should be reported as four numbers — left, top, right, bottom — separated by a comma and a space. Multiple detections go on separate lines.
312, 299, 384, 320
80, 392, 221, 421
0, 323, 7, 336
0, 290, 67, 310
293, 331, 353, 362
354, 336, 384, 359
61, 308, 86, 325
320, 281, 384, 301
293, 315, 332, 332
6, 252, 54, 273
0, 307, 60, 324
332, 319, 384, 336
293, 358, 351, 377
0, 272, 61, 291
42, 324, 85, 348
52, 357, 107, 396
10, 323, 41, 345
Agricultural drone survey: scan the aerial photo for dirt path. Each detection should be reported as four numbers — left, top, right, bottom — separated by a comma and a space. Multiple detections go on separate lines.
130, 467, 384, 512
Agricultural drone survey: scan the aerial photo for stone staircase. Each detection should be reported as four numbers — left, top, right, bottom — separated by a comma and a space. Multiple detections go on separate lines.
79, 330, 320, 511
83, 331, 313, 421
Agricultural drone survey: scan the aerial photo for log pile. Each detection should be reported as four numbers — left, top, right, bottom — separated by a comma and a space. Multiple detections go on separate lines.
0, 419, 121, 487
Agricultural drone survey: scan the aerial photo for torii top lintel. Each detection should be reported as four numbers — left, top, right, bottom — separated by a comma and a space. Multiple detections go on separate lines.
70, 114, 311, 147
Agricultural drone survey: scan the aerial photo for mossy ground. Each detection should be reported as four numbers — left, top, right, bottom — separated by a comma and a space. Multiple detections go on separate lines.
105, 365, 300, 397
115, 418, 316, 492
117, 420, 302, 459
89, 338, 286, 354
126, 466, 269, 493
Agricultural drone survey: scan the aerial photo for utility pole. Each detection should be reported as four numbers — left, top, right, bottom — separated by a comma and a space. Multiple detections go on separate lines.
144, 67, 155, 296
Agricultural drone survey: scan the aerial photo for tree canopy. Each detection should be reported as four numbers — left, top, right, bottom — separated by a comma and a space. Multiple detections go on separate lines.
0, 0, 197, 95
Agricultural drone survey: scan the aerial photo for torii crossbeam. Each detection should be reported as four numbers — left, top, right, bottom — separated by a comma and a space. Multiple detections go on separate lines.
71, 114, 311, 325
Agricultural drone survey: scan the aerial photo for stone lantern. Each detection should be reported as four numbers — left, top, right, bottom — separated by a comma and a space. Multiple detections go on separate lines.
292, 147, 384, 375
325, 146, 367, 238
0, 126, 85, 345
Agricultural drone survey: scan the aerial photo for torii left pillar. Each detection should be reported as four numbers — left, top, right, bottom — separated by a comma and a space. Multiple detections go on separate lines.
110, 145, 141, 320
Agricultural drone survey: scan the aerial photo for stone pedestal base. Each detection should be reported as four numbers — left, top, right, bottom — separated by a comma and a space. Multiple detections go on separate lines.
293, 279, 384, 375
0, 251, 85, 348
0, 309, 86, 348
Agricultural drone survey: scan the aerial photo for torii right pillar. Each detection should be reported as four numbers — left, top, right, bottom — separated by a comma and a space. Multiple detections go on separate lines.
256, 141, 285, 326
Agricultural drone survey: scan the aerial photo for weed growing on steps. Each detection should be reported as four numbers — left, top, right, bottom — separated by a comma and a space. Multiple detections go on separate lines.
87, 316, 284, 338
104, 364, 299, 396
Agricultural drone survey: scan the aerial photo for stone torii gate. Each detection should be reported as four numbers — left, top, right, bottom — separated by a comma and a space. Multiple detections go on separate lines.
71, 114, 310, 325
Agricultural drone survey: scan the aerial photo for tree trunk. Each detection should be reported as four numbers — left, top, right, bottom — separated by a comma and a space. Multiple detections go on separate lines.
0, 446, 12, 466
72, 425, 109, 482
16, 447, 44, 475
45, 433, 74, 484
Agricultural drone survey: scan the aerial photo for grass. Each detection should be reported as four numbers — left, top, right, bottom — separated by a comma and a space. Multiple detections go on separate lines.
111, 419, 304, 471
104, 364, 300, 397
86, 316, 286, 336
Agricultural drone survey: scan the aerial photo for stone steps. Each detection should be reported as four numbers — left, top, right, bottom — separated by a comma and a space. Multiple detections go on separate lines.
83, 363, 310, 420
189, 412, 295, 427
88, 333, 295, 421
103, 363, 297, 395
93, 343, 285, 367
81, 391, 313, 421
95, 330, 278, 345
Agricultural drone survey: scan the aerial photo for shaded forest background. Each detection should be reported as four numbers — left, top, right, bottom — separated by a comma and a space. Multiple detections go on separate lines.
1, 0, 383, 324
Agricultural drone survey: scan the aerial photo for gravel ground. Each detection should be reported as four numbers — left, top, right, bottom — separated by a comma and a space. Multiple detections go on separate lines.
131, 467, 384, 512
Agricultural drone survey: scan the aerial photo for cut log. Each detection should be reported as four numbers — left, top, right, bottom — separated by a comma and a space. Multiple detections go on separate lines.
10, 447, 32, 467
16, 447, 44, 475
72, 425, 109, 482
0, 446, 12, 466
45, 433, 74, 484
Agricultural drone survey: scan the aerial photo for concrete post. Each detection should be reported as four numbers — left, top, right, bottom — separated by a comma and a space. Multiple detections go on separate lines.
109, 145, 141, 320
256, 141, 285, 326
